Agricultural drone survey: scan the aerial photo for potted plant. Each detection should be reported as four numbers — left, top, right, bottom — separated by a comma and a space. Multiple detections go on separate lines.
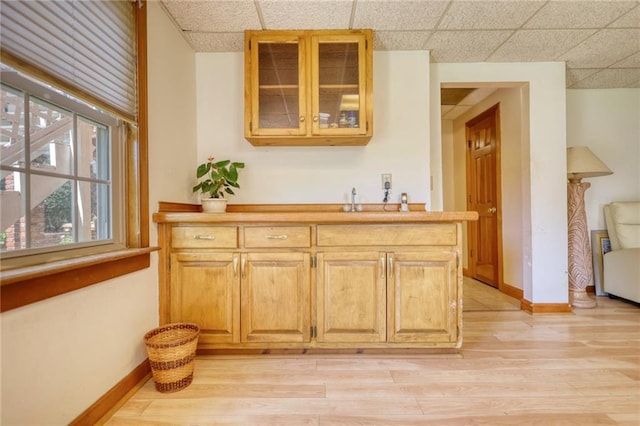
193, 155, 245, 213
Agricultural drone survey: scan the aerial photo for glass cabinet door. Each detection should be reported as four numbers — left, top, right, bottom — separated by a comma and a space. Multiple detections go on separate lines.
249, 34, 306, 135
311, 34, 367, 135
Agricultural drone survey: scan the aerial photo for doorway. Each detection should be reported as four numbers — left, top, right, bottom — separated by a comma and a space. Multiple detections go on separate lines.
465, 105, 502, 288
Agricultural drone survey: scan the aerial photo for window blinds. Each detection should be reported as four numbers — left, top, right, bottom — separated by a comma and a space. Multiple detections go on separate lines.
0, 0, 137, 120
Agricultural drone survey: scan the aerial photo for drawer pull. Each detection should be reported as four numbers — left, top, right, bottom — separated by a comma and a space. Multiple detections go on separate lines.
194, 234, 216, 240
266, 235, 288, 240
388, 255, 394, 275
380, 256, 385, 278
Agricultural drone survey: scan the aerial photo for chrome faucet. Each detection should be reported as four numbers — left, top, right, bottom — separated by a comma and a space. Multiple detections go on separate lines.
351, 187, 357, 212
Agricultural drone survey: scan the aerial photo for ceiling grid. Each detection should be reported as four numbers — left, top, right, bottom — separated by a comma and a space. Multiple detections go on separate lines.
161, 0, 640, 90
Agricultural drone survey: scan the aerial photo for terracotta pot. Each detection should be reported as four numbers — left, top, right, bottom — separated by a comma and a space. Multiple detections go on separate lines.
201, 198, 227, 213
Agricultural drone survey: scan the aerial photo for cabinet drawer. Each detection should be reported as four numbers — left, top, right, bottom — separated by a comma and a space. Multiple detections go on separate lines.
172, 226, 238, 248
244, 226, 311, 248
317, 224, 457, 246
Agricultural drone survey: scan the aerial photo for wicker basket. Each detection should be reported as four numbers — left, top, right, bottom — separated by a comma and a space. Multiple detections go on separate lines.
143, 323, 200, 393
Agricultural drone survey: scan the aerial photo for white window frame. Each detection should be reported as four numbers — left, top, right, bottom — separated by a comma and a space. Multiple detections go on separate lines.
0, 69, 126, 266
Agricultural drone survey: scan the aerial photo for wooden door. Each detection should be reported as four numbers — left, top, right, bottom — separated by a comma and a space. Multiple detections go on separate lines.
240, 252, 311, 343
466, 104, 501, 287
170, 252, 240, 344
387, 251, 458, 343
316, 251, 387, 343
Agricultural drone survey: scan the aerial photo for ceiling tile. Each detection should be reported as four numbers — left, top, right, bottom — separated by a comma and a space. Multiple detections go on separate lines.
426, 30, 512, 62
353, 0, 448, 31
437, 1, 543, 30
373, 31, 431, 50
608, 4, 640, 28
570, 68, 640, 88
162, 1, 261, 32
566, 68, 600, 87
612, 52, 640, 68
258, 0, 352, 29
560, 29, 640, 68
489, 29, 596, 62
524, 1, 637, 29
186, 32, 245, 52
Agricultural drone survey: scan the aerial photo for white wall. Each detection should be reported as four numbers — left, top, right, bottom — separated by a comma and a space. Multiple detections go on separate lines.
432, 62, 568, 304
0, 3, 194, 423
195, 51, 432, 207
566, 89, 640, 231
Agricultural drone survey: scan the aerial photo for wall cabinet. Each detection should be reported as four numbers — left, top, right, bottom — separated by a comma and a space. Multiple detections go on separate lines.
154, 212, 473, 352
244, 29, 373, 146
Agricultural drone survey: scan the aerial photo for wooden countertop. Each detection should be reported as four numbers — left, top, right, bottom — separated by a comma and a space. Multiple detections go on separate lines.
153, 210, 478, 224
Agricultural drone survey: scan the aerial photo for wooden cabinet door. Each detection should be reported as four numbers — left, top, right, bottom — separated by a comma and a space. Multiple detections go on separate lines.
311, 32, 371, 137
170, 252, 240, 344
387, 250, 459, 344
240, 252, 311, 343
245, 31, 307, 137
316, 252, 386, 343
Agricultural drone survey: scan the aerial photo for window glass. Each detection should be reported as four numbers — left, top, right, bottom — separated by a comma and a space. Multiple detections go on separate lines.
1, 71, 119, 255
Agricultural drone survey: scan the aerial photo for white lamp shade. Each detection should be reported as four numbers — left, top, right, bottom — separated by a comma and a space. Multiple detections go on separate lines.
567, 146, 613, 180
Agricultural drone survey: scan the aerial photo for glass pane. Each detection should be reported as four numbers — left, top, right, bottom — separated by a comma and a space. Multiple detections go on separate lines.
30, 175, 73, 249
318, 42, 359, 129
0, 84, 25, 168
78, 117, 110, 180
30, 97, 73, 176
1, 171, 26, 252
258, 42, 299, 129
78, 180, 111, 242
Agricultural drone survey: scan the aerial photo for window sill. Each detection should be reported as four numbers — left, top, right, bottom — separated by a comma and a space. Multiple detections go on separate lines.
0, 247, 157, 313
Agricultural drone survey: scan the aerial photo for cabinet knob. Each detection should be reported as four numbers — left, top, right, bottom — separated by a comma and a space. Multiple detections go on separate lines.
488, 207, 497, 214
313, 116, 318, 122
299, 116, 305, 122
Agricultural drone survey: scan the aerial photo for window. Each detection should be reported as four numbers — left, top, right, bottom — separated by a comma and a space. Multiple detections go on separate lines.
0, 0, 149, 312
1, 69, 124, 257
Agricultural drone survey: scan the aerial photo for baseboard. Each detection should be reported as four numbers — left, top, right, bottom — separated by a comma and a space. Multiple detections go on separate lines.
500, 281, 523, 300
521, 298, 573, 314
70, 359, 150, 426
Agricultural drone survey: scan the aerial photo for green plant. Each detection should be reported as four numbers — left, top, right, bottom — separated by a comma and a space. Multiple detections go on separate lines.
193, 155, 245, 199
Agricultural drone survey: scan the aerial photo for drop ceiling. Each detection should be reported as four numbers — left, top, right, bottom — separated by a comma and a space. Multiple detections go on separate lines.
162, 0, 640, 90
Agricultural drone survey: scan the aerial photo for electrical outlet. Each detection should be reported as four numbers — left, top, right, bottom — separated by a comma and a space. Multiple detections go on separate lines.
381, 173, 392, 190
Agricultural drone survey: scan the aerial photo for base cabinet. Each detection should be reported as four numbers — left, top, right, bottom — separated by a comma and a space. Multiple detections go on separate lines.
387, 250, 458, 343
317, 250, 459, 346
241, 252, 311, 343
170, 252, 240, 345
157, 219, 468, 351
316, 251, 386, 343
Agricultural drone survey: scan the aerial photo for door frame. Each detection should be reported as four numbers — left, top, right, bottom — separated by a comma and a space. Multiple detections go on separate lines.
465, 103, 504, 290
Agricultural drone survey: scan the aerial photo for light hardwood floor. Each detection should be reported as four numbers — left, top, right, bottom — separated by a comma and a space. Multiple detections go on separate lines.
106, 280, 640, 425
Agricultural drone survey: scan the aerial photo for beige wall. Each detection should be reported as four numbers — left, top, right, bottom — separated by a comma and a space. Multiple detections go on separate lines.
566, 89, 640, 230
194, 51, 432, 207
